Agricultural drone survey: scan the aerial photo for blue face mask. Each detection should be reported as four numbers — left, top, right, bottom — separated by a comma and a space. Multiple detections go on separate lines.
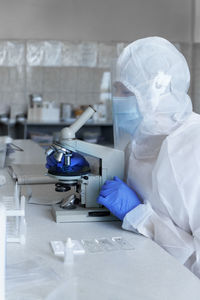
112, 96, 142, 150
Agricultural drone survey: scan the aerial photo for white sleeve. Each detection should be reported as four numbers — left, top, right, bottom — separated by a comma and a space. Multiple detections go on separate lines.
122, 203, 194, 264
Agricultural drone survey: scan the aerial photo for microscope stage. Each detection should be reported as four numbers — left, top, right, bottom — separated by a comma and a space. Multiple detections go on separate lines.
52, 204, 118, 223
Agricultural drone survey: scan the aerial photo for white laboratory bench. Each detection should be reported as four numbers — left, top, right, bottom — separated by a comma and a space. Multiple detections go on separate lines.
4, 140, 200, 299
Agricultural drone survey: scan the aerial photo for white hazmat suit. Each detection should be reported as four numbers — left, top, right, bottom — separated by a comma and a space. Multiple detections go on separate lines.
116, 37, 200, 277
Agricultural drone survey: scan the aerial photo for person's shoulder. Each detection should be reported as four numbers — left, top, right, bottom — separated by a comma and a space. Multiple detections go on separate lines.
184, 112, 200, 128
164, 113, 200, 155
169, 113, 200, 139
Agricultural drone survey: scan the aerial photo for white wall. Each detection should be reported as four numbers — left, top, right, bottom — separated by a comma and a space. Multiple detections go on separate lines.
194, 0, 200, 42
0, 0, 192, 42
0, 0, 195, 117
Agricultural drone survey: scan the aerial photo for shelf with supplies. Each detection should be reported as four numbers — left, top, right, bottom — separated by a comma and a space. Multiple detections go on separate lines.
14, 120, 114, 148
24, 120, 113, 126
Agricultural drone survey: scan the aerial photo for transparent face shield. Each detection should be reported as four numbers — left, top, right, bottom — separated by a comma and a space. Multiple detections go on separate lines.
112, 81, 142, 151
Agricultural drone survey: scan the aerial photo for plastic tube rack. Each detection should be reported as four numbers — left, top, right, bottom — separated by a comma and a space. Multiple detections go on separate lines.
2, 185, 26, 244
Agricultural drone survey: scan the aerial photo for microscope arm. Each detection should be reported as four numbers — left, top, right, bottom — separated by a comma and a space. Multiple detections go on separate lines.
46, 105, 124, 182
61, 106, 96, 140
59, 139, 124, 184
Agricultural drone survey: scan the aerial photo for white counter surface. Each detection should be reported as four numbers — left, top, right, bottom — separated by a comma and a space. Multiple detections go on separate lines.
4, 140, 200, 299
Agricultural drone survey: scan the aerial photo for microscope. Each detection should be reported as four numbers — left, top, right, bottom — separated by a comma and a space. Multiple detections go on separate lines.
46, 106, 124, 222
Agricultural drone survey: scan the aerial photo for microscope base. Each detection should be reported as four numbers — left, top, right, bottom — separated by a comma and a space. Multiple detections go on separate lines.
52, 204, 118, 223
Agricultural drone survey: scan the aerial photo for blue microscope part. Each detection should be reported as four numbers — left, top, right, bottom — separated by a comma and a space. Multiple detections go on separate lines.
46, 151, 90, 176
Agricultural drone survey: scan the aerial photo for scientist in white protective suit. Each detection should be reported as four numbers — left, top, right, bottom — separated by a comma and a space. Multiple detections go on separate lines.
97, 36, 200, 278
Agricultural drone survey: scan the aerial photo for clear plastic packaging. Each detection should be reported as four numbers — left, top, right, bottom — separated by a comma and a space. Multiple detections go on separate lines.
112, 237, 135, 250
81, 237, 135, 253
81, 239, 104, 253
95, 238, 119, 251
51, 237, 134, 255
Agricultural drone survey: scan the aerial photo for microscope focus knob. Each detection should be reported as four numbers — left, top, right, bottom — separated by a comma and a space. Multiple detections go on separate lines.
55, 183, 71, 192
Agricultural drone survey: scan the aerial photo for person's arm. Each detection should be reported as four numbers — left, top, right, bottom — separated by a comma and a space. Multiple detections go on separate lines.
123, 202, 194, 264
97, 173, 194, 265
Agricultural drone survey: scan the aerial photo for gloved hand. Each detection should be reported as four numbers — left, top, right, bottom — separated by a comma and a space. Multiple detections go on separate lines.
97, 176, 141, 220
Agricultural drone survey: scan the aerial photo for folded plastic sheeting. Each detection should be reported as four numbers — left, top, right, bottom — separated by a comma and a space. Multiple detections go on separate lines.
6, 257, 60, 300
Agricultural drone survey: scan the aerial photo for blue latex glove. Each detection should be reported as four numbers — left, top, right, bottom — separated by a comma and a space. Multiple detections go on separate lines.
97, 176, 141, 220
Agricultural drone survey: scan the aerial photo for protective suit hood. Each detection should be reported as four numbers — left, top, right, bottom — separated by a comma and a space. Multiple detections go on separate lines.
116, 37, 192, 158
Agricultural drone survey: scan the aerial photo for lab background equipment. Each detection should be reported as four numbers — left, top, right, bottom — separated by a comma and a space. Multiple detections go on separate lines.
0, 137, 26, 244
46, 106, 124, 223
27, 94, 60, 123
